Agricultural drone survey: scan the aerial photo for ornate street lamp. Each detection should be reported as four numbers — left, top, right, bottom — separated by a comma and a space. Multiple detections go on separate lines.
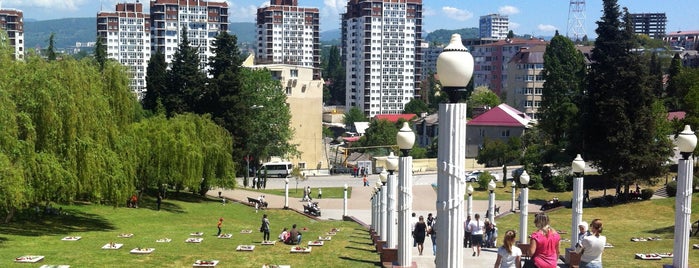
571, 154, 585, 248
673, 125, 697, 268
377, 179, 387, 242
385, 152, 399, 248
396, 122, 415, 266
284, 178, 289, 209
488, 179, 497, 223
519, 170, 530, 244
435, 33, 474, 268
511, 180, 517, 212
343, 183, 348, 217
467, 183, 474, 218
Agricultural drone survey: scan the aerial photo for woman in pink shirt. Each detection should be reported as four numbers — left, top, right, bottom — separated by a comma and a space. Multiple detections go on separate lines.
529, 213, 560, 268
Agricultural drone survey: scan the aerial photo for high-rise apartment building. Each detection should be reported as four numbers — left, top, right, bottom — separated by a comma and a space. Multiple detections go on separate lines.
97, 2, 151, 99
479, 14, 509, 40
630, 13, 666, 39
505, 45, 546, 120
472, 38, 546, 95
150, 0, 228, 70
342, 0, 423, 117
0, 8, 24, 60
255, 0, 320, 80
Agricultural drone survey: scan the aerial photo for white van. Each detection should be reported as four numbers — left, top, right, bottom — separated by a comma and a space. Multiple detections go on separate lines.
260, 162, 293, 178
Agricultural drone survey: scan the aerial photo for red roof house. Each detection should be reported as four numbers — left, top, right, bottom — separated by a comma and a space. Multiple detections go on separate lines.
373, 114, 417, 123
465, 104, 532, 157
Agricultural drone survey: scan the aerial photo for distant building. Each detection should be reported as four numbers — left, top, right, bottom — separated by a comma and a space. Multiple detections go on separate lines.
342, 0, 423, 118
479, 14, 509, 40
0, 8, 24, 60
471, 38, 547, 95
629, 13, 666, 39
242, 54, 326, 173
505, 45, 546, 120
255, 0, 321, 80
421, 42, 442, 77
97, 2, 151, 99
466, 103, 532, 158
663, 30, 699, 51
149, 0, 229, 70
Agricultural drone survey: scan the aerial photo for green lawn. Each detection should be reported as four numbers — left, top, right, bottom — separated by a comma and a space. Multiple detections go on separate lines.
494, 193, 699, 268
0, 194, 377, 268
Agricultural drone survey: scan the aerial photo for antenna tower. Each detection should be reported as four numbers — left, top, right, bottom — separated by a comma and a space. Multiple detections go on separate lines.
566, 0, 587, 41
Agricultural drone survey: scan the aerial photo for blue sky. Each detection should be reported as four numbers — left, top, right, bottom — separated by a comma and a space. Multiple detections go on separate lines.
3, 0, 697, 36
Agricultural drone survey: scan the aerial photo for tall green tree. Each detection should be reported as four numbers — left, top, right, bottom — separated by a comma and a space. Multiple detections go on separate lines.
47, 33, 57, 61
94, 35, 107, 71
539, 31, 586, 155
403, 98, 429, 115
164, 27, 207, 116
143, 51, 167, 112
322, 45, 345, 105
205, 31, 243, 131
467, 86, 500, 117
343, 106, 368, 131
357, 119, 398, 149
648, 52, 664, 98
582, 1, 672, 190
665, 53, 683, 110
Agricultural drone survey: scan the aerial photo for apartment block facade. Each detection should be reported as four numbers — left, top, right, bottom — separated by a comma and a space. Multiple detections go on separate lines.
479, 14, 509, 40
342, 0, 423, 117
149, 0, 228, 69
505, 45, 546, 120
664, 30, 699, 51
630, 13, 666, 39
471, 38, 546, 95
255, 0, 320, 80
0, 8, 24, 60
97, 2, 151, 99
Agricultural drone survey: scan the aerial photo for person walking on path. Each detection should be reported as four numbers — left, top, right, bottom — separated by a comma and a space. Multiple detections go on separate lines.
468, 213, 484, 257
261, 214, 271, 242
414, 215, 428, 255
217, 218, 223, 236
494, 230, 522, 268
576, 219, 606, 268
410, 212, 417, 247
464, 215, 472, 248
363, 176, 368, 186
317, 188, 322, 199
426, 214, 437, 255
529, 212, 561, 268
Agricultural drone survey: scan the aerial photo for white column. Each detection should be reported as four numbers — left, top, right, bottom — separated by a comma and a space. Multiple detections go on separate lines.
519, 188, 529, 244
343, 184, 348, 217
435, 103, 467, 268
467, 194, 473, 218
371, 193, 377, 233
571, 175, 584, 247
380, 185, 387, 242
511, 185, 516, 212
284, 181, 289, 209
386, 173, 398, 248
398, 156, 413, 266
488, 190, 495, 223
673, 156, 694, 268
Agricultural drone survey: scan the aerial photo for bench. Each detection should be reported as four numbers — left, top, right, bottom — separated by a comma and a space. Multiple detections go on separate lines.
247, 197, 267, 209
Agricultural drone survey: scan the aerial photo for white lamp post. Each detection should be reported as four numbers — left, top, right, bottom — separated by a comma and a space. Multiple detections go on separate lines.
385, 152, 399, 249
396, 122, 415, 266
673, 125, 697, 268
371, 188, 378, 236
435, 33, 474, 268
571, 154, 585, 248
377, 180, 387, 242
343, 183, 348, 217
511, 180, 517, 212
519, 170, 530, 244
488, 179, 496, 223
284, 178, 289, 209
467, 183, 474, 218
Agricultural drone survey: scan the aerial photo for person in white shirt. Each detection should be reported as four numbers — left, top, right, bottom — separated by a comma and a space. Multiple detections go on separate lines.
494, 230, 522, 268
468, 213, 484, 257
576, 219, 606, 268
410, 212, 417, 247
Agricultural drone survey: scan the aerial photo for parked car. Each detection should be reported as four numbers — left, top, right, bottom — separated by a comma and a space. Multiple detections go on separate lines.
465, 171, 482, 182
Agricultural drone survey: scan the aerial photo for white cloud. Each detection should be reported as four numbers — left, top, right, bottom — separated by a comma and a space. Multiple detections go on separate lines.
509, 22, 520, 30
227, 2, 260, 22
498, 5, 520, 16
537, 24, 557, 32
442, 6, 473, 21
422, 6, 437, 17
320, 0, 346, 30
6, 0, 87, 11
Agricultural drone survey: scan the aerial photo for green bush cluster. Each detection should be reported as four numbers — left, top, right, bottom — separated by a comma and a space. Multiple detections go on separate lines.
666, 181, 677, 197
478, 171, 495, 190
640, 188, 654, 200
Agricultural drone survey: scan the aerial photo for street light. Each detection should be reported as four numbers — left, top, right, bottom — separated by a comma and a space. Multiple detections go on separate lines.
376, 180, 387, 243
673, 125, 697, 268
385, 152, 399, 249
396, 122, 415, 267
511, 180, 517, 212
571, 154, 585, 248
488, 179, 496, 223
343, 183, 348, 217
284, 178, 289, 209
519, 170, 530, 244
467, 183, 474, 218
435, 33, 474, 268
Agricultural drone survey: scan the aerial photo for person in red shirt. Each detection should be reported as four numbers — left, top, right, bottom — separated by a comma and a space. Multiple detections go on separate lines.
217, 218, 223, 236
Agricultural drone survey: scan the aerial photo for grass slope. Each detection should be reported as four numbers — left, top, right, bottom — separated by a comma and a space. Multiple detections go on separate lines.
0, 194, 377, 268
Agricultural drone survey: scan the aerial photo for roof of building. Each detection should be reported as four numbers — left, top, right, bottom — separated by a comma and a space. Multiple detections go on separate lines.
477, 38, 547, 47
413, 113, 439, 126
354, 122, 370, 135
374, 114, 417, 123
509, 45, 546, 64
467, 103, 531, 127
666, 30, 699, 36
668, 111, 686, 121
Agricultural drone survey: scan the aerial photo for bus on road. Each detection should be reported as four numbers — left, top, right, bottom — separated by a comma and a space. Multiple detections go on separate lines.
260, 162, 293, 178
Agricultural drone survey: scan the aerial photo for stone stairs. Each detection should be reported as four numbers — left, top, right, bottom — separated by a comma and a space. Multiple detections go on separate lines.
652, 185, 669, 199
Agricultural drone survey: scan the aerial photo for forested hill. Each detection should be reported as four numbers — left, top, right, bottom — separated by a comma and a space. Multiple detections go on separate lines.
24, 18, 96, 50
425, 27, 479, 45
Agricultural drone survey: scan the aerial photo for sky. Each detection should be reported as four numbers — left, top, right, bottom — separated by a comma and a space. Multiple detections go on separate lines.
2, 0, 697, 37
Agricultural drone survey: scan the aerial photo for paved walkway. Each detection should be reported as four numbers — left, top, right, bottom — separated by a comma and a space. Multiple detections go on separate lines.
210, 174, 568, 267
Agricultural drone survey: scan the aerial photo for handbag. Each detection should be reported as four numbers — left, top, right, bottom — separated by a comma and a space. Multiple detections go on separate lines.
523, 259, 537, 268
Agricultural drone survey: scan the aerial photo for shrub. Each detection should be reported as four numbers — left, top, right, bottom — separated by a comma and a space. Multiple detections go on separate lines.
529, 173, 544, 190
478, 171, 495, 190
666, 181, 677, 197
548, 174, 570, 192
640, 188, 654, 200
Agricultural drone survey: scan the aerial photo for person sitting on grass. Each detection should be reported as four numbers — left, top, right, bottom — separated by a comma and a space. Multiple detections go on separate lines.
288, 224, 302, 245
279, 227, 289, 242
